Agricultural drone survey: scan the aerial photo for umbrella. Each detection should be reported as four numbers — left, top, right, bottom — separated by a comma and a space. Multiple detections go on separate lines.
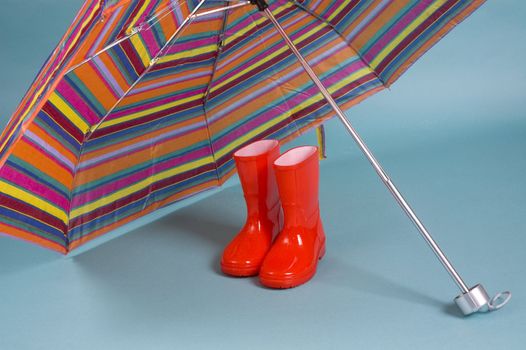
0, 0, 509, 314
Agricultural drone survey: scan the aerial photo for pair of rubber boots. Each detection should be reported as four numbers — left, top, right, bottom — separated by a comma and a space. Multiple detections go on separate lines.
221, 140, 326, 288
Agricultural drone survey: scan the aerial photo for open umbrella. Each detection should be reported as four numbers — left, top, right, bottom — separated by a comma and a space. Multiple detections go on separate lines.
0, 0, 509, 314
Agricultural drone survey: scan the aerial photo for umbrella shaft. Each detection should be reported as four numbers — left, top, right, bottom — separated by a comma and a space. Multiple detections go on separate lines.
264, 7, 470, 294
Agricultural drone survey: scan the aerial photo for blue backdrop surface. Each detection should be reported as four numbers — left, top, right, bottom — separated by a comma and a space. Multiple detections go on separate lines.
0, 1, 525, 349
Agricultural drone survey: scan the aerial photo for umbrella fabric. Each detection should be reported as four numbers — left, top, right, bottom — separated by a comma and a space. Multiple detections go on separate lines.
0, 0, 484, 253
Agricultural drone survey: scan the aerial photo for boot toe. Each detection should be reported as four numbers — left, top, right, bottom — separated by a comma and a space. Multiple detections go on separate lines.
221, 235, 270, 277
259, 251, 316, 288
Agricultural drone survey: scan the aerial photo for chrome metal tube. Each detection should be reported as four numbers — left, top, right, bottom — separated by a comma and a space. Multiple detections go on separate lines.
264, 7, 470, 293
193, 1, 251, 18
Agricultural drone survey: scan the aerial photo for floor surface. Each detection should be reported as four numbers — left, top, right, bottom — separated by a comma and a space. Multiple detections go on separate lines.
1, 122, 525, 349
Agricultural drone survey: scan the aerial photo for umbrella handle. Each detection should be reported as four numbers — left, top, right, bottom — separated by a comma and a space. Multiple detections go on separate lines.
259, 2, 511, 316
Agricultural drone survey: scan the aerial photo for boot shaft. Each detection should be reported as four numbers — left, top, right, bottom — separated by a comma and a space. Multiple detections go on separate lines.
274, 146, 320, 227
234, 140, 281, 215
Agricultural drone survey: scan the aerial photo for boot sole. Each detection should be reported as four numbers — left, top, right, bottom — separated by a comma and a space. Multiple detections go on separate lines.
221, 263, 260, 277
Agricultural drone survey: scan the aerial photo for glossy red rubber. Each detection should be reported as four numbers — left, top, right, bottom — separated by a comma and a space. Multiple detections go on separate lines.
221, 140, 282, 277
259, 146, 326, 288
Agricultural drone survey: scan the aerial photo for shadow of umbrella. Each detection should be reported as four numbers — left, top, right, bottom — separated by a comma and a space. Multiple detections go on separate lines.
68, 186, 255, 329
320, 256, 450, 312
74, 183, 242, 255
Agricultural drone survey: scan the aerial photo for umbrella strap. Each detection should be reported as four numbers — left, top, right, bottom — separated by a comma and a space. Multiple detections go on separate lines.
316, 125, 327, 160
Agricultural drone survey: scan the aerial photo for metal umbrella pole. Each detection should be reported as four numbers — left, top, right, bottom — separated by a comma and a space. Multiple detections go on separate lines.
251, 0, 511, 315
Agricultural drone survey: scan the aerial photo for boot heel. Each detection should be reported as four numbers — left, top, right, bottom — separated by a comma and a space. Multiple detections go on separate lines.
318, 241, 326, 260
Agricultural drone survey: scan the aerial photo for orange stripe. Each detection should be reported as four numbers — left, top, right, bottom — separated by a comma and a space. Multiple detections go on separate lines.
11, 139, 74, 188
0, 222, 67, 254
74, 63, 120, 110
99, 51, 131, 92
29, 124, 77, 165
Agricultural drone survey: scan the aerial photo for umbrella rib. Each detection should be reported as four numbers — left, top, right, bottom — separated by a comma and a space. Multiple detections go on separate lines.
66, 0, 207, 237
202, 2, 232, 183
290, 0, 386, 87
195, 0, 251, 18
66, 0, 190, 74
85, 0, 207, 141
203, 2, 230, 107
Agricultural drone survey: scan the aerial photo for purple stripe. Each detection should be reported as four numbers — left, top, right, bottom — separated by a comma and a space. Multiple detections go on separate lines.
25, 130, 75, 170
88, 7, 122, 56
93, 56, 125, 95
346, 0, 391, 41
79, 119, 208, 169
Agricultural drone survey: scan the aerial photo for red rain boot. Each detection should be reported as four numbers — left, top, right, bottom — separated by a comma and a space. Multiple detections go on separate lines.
259, 146, 326, 288
221, 140, 282, 276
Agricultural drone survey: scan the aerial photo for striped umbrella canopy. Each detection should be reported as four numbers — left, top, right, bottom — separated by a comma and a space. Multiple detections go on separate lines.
0, 0, 484, 254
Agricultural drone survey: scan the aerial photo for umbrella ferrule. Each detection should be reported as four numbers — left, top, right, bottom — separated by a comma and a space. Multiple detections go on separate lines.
251, 0, 268, 11
454, 284, 511, 315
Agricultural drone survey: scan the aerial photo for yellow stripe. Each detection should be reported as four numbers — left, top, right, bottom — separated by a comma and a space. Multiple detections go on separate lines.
128, 1, 150, 31
212, 22, 328, 94
48, 92, 91, 132
70, 155, 215, 218
327, 1, 350, 22
215, 67, 372, 158
158, 44, 218, 63
130, 34, 151, 67
99, 94, 203, 128
370, 0, 447, 68
0, 181, 68, 223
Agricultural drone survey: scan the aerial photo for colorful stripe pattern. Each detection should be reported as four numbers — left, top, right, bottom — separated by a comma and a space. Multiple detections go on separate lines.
0, 0, 484, 253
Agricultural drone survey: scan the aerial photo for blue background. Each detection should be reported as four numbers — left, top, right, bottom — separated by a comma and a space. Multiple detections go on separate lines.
1, 1, 525, 349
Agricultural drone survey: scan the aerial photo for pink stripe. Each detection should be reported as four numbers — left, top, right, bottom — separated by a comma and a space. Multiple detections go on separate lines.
57, 79, 102, 123
0, 166, 69, 210
364, 1, 431, 62
167, 36, 218, 54
140, 25, 162, 55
